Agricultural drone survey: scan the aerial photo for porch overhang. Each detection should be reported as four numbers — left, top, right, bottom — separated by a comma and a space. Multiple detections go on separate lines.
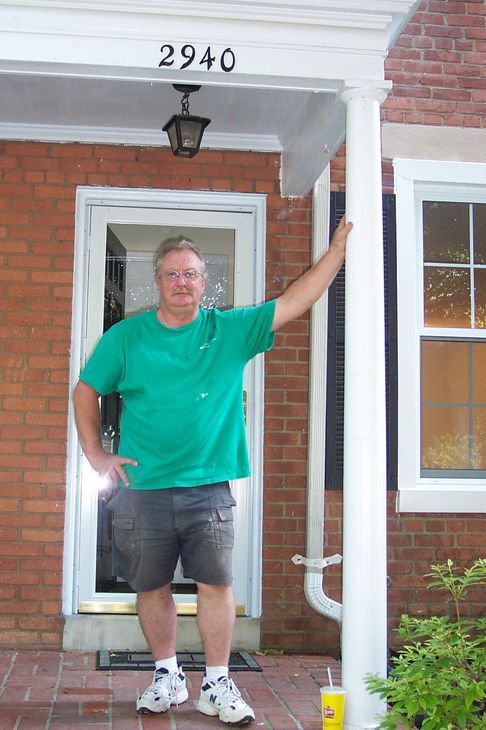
0, 0, 420, 196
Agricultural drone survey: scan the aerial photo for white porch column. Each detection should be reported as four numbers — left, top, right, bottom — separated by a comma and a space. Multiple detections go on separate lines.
338, 81, 390, 730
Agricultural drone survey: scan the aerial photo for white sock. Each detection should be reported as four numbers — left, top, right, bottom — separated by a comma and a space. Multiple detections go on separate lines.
205, 665, 228, 682
155, 656, 179, 674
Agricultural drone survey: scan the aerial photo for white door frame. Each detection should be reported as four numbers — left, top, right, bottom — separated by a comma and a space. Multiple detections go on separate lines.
64, 187, 267, 618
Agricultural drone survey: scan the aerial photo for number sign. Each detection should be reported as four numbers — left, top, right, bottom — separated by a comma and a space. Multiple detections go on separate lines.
159, 44, 236, 73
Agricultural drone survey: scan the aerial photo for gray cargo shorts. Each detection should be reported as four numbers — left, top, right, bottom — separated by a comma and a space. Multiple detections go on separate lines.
106, 481, 236, 592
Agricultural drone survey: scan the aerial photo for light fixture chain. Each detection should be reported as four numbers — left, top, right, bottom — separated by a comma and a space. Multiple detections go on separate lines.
181, 92, 191, 116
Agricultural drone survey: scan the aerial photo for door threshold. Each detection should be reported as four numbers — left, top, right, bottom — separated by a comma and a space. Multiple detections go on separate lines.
78, 601, 246, 615
63, 614, 261, 651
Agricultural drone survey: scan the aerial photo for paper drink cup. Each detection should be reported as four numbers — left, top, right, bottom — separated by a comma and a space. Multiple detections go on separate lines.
320, 686, 346, 729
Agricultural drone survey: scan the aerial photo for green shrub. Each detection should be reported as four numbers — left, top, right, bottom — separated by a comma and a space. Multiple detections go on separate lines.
365, 559, 486, 729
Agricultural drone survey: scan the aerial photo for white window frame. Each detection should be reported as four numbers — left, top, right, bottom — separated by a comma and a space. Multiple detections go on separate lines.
394, 159, 486, 513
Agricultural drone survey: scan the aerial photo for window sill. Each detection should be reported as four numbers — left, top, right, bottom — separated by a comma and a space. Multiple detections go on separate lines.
397, 484, 486, 514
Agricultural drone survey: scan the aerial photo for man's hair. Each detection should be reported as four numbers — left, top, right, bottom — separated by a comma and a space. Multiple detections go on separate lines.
154, 235, 206, 277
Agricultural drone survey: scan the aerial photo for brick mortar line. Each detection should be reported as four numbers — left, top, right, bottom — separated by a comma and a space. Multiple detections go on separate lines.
0, 650, 17, 696
0, 651, 22, 730
261, 670, 306, 730
107, 664, 114, 730
44, 651, 63, 730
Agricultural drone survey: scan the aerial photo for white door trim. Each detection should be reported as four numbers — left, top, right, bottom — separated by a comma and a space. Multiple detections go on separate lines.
64, 187, 267, 617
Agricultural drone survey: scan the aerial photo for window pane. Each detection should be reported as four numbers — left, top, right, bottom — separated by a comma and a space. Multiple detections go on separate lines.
421, 340, 486, 472
421, 340, 468, 403
474, 268, 486, 329
473, 203, 486, 265
421, 405, 469, 469
472, 342, 486, 403
424, 266, 470, 327
473, 409, 486, 469
423, 201, 469, 263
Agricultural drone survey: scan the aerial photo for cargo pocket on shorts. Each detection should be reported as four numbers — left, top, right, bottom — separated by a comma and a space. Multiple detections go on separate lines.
214, 507, 235, 549
112, 514, 140, 559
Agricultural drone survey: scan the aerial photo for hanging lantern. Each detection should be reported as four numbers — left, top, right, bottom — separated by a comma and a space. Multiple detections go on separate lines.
163, 84, 211, 158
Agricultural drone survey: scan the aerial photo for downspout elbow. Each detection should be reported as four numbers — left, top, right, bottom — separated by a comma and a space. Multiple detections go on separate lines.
304, 568, 343, 625
293, 553, 343, 625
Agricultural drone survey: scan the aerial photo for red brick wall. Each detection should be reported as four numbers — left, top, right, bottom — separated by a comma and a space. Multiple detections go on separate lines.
383, 0, 486, 129
387, 503, 486, 633
263, 498, 486, 657
332, 0, 486, 194
0, 142, 75, 647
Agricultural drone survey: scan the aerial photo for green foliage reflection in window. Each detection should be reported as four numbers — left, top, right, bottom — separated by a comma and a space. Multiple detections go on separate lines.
423, 202, 486, 329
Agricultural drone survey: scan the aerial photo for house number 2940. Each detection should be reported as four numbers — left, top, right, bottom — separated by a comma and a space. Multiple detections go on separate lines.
158, 44, 236, 73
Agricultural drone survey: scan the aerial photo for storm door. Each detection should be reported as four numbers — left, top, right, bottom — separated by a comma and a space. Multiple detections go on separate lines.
70, 190, 266, 618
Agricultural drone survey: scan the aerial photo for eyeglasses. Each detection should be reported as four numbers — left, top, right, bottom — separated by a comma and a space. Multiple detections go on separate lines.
157, 269, 204, 283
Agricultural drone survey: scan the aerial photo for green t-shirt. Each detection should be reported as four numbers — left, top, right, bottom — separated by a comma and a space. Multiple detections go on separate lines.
80, 301, 276, 489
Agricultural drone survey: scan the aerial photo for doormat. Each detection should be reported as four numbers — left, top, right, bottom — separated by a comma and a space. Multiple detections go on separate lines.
96, 650, 261, 672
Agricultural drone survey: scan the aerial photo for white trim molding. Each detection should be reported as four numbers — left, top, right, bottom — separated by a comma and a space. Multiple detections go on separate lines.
64, 187, 268, 618
394, 158, 486, 514
0, 1, 419, 81
0, 122, 281, 153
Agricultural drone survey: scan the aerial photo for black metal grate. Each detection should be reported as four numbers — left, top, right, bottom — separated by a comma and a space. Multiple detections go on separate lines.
96, 650, 261, 672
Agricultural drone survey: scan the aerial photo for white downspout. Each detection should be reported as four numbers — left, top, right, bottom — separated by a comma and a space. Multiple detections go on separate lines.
292, 167, 343, 625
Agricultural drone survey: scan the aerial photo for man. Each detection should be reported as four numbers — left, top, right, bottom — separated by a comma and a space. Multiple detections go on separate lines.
72, 216, 352, 726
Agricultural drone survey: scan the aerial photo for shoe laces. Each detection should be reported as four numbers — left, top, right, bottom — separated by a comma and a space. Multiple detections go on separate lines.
214, 676, 244, 705
150, 669, 183, 707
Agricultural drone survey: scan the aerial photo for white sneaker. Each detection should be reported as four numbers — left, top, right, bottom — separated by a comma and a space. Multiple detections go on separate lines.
136, 667, 188, 714
197, 675, 255, 726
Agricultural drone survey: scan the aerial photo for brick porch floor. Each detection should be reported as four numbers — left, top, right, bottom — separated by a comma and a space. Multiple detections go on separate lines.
0, 651, 342, 729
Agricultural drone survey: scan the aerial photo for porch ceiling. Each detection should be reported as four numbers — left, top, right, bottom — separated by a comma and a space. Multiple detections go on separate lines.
0, 0, 420, 196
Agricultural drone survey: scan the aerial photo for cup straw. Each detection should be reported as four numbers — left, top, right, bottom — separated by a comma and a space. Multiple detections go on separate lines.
327, 667, 333, 687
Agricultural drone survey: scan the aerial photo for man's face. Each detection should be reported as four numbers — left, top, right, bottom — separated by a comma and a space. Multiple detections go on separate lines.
156, 250, 207, 313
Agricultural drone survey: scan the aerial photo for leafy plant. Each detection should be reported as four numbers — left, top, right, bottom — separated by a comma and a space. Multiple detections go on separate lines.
365, 559, 486, 729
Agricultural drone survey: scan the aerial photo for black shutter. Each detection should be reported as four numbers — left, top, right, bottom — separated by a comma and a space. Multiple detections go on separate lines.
325, 193, 398, 490
325, 194, 346, 489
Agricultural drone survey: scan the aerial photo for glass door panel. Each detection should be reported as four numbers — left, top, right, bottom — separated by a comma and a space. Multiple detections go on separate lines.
96, 224, 236, 598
